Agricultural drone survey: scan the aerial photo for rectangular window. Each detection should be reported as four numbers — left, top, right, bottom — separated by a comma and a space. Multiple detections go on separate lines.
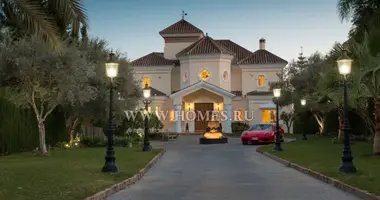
258, 75, 265, 87
262, 110, 276, 123
170, 110, 175, 121
142, 77, 151, 88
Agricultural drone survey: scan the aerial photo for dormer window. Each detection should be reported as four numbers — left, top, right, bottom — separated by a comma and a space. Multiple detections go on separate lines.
142, 77, 151, 87
257, 75, 265, 87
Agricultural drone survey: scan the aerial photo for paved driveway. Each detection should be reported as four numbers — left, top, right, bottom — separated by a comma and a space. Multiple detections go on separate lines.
107, 136, 360, 200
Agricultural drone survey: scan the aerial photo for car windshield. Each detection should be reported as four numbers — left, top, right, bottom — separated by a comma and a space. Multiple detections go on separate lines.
248, 124, 272, 131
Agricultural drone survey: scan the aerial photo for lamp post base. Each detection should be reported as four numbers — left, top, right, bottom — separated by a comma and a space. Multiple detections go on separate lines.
302, 133, 307, 140
273, 143, 283, 151
339, 162, 357, 173
142, 144, 151, 152
101, 162, 119, 173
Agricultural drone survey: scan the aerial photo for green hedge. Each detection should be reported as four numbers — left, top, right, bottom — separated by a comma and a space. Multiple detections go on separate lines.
0, 90, 67, 155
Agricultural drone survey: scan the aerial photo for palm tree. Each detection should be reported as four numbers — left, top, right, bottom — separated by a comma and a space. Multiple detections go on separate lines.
337, 0, 380, 54
353, 33, 380, 154
0, 0, 88, 48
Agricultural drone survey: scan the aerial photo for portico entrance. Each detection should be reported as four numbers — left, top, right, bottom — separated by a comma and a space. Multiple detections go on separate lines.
169, 80, 235, 134
194, 103, 213, 131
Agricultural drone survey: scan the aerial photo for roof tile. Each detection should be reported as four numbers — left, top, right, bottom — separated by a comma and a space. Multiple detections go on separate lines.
159, 19, 203, 35
130, 52, 178, 67
176, 36, 235, 57
238, 50, 288, 65
215, 40, 253, 64
246, 91, 273, 96
150, 87, 167, 96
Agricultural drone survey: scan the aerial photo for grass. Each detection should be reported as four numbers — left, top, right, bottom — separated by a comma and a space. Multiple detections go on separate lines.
0, 147, 161, 200
259, 134, 380, 195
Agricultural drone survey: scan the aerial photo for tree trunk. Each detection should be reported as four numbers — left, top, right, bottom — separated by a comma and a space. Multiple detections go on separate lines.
368, 97, 375, 136
68, 117, 80, 145
286, 123, 291, 134
38, 120, 48, 155
373, 99, 380, 155
69, 130, 74, 144
313, 113, 325, 135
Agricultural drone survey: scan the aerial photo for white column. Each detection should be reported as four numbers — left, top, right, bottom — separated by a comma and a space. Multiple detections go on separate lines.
174, 104, 182, 133
224, 104, 232, 133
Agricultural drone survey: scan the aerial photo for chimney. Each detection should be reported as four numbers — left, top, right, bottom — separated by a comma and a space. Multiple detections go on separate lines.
259, 38, 266, 50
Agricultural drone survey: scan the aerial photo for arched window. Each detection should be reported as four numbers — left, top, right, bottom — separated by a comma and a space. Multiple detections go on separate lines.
142, 77, 151, 87
258, 75, 265, 87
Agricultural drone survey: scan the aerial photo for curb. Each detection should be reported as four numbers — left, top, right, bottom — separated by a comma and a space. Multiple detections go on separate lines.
85, 149, 166, 200
256, 148, 380, 200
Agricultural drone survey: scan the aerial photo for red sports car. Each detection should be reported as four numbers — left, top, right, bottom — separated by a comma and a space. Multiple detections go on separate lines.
240, 124, 284, 145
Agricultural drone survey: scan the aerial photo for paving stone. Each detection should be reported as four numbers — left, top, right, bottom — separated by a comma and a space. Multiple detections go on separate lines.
106, 136, 360, 200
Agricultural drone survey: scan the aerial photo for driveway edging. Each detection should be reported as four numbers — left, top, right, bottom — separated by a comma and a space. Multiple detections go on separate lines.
86, 148, 166, 200
256, 148, 380, 200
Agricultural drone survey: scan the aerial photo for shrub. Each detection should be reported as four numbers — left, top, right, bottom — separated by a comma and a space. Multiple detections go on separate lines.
80, 137, 105, 147
232, 122, 249, 133
117, 111, 164, 136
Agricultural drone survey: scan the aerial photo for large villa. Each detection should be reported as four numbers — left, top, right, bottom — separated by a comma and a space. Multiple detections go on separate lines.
131, 17, 292, 133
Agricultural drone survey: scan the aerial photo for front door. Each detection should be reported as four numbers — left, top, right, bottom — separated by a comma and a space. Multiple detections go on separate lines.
194, 103, 214, 132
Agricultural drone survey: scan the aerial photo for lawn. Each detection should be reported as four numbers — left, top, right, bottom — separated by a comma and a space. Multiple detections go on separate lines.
0, 147, 161, 200
259, 134, 380, 195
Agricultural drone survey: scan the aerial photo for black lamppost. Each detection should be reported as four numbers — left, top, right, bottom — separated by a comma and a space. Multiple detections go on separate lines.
301, 99, 307, 140
273, 88, 283, 151
102, 51, 119, 173
142, 83, 152, 152
337, 49, 357, 173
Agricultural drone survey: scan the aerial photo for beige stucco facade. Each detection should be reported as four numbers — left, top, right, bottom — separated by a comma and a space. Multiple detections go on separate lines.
131, 19, 293, 133
133, 59, 292, 133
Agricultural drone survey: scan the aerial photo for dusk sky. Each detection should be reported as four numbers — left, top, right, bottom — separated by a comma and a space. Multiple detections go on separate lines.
85, 0, 351, 62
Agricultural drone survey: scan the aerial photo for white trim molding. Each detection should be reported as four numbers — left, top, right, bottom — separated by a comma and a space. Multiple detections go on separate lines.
132, 66, 174, 72
170, 80, 236, 99
238, 63, 286, 69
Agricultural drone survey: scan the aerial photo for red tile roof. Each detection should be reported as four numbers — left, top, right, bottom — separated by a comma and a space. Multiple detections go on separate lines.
130, 52, 178, 67
246, 90, 272, 96
215, 40, 253, 64
237, 49, 288, 65
159, 19, 203, 35
176, 35, 235, 57
150, 87, 167, 96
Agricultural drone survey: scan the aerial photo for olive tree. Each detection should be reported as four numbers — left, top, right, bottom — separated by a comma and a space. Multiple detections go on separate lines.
61, 38, 141, 144
0, 35, 96, 154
